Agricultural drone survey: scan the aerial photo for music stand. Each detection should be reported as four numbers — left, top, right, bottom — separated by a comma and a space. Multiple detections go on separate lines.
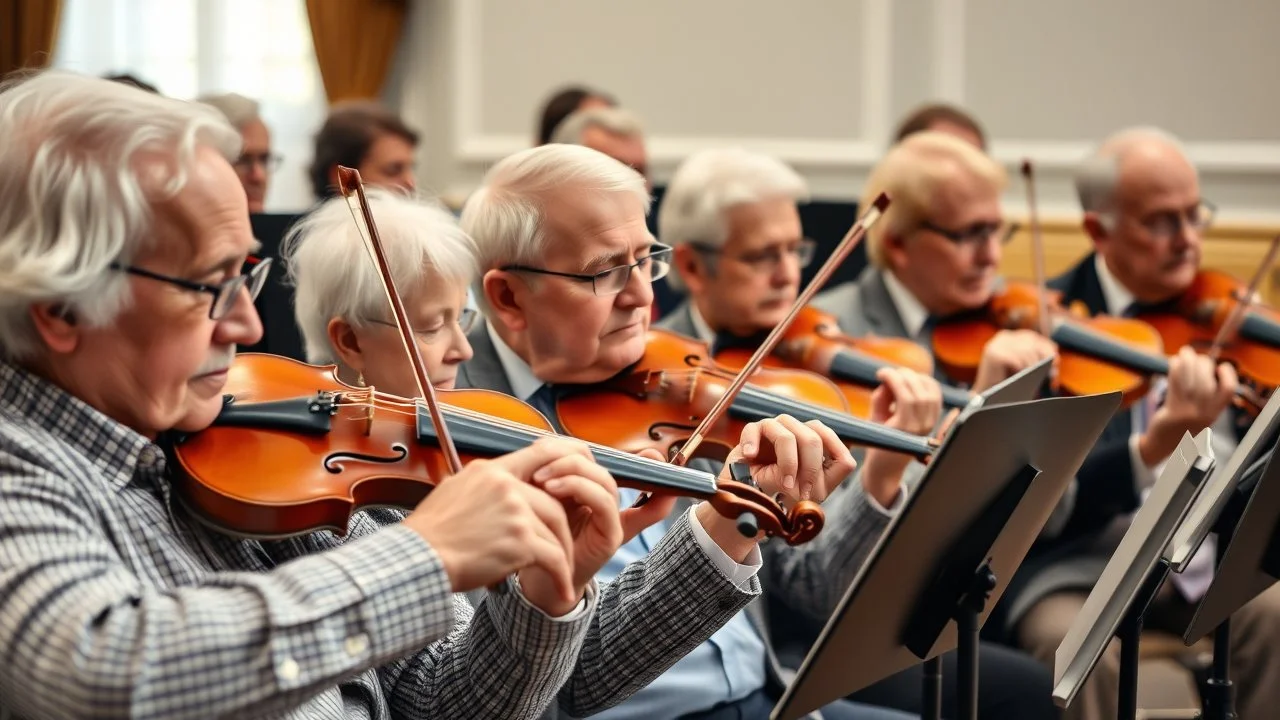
973, 357, 1054, 408
1051, 431, 1216, 720
770, 389, 1121, 720
1178, 432, 1280, 720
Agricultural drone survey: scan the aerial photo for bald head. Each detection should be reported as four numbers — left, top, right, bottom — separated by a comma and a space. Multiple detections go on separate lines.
1077, 127, 1207, 303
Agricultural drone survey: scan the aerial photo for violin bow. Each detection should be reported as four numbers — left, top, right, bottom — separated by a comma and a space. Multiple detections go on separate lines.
335, 168, 465, 475
1206, 233, 1280, 363
1020, 159, 1053, 338
670, 193, 891, 466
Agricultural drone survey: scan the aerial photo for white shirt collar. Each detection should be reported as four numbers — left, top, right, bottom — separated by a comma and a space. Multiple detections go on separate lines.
1093, 253, 1136, 316
881, 269, 932, 339
687, 302, 718, 346
485, 320, 545, 402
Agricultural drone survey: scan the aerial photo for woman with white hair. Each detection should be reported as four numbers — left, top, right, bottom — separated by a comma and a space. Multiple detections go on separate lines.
284, 189, 478, 391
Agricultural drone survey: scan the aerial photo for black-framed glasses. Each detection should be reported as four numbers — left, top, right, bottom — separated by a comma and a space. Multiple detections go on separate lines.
500, 244, 673, 297
367, 307, 479, 343
233, 152, 283, 173
919, 220, 1012, 250
109, 255, 272, 320
689, 238, 817, 272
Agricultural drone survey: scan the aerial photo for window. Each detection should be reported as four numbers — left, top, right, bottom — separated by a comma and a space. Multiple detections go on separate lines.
54, 0, 327, 212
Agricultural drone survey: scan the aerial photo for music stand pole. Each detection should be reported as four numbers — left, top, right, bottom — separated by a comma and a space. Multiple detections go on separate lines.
1197, 476, 1250, 720
957, 564, 998, 720
1115, 563, 1171, 720
922, 657, 942, 720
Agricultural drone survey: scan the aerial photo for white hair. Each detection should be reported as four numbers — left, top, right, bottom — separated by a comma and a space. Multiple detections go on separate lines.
657, 147, 809, 292
1075, 126, 1188, 214
459, 143, 651, 312
195, 92, 262, 130
549, 106, 644, 145
282, 189, 478, 364
0, 69, 241, 361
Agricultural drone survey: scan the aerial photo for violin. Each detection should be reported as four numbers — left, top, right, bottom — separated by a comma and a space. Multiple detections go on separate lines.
168, 165, 823, 546
1135, 260, 1280, 395
170, 353, 822, 545
550, 329, 937, 464
714, 305, 973, 413
931, 280, 1169, 408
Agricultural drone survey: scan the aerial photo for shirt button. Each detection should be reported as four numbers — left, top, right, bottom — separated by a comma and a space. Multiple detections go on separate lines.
344, 634, 369, 657
278, 658, 300, 681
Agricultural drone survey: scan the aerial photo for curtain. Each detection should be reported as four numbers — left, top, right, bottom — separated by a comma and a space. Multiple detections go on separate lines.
1, 0, 63, 77
306, 0, 406, 103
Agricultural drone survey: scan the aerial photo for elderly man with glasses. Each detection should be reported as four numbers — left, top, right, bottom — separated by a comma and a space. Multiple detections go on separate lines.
1002, 126, 1280, 720
455, 142, 925, 720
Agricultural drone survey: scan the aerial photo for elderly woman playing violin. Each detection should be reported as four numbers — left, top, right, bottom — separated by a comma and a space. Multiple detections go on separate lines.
0, 69, 670, 720
282, 187, 866, 719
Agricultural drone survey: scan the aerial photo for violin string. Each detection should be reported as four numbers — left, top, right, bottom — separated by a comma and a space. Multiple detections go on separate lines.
1206, 234, 1280, 362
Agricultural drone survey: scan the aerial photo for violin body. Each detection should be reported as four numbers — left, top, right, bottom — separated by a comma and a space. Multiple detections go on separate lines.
555, 329, 853, 462
1138, 269, 1280, 391
931, 281, 1163, 407
169, 354, 553, 538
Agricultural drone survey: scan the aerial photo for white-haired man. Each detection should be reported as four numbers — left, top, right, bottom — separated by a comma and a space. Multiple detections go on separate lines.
1016, 127, 1280, 720
0, 68, 667, 720
458, 142, 916, 719
660, 146, 1060, 720
551, 105, 649, 191
197, 92, 276, 212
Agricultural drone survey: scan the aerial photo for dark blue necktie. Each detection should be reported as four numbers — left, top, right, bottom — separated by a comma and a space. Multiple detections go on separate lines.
526, 384, 560, 428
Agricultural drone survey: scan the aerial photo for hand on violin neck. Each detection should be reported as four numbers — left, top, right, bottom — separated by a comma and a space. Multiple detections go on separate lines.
1139, 347, 1238, 467
973, 329, 1058, 393
404, 439, 586, 604
857, 367, 943, 505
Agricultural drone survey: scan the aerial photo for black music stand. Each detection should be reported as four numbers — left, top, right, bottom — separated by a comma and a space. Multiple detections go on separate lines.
1180, 437, 1280, 720
1050, 431, 1216, 720
770, 389, 1122, 720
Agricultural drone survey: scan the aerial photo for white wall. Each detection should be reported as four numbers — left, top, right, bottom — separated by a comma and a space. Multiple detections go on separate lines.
392, 0, 1280, 222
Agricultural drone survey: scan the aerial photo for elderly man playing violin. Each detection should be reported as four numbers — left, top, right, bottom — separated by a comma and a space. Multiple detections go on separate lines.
453, 142, 919, 720
1014, 126, 1280, 720
283, 187, 851, 717
659, 146, 1060, 720
0, 69, 693, 720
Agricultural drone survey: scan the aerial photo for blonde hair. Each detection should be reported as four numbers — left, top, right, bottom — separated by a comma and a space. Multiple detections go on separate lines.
864, 131, 1007, 268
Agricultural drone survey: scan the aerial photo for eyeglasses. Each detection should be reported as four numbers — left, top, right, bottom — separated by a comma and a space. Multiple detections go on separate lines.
233, 152, 283, 173
109, 256, 272, 320
367, 307, 479, 343
918, 220, 1012, 250
1132, 200, 1217, 240
500, 244, 673, 297
689, 238, 817, 272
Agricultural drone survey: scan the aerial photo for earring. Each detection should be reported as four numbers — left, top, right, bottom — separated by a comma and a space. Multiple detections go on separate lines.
357, 372, 366, 387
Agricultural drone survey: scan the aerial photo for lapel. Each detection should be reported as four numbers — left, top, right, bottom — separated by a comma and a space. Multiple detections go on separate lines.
1050, 253, 1108, 317
457, 320, 516, 395
654, 300, 698, 338
858, 268, 912, 339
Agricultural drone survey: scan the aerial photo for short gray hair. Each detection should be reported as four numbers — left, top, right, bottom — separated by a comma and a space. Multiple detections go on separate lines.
195, 92, 262, 130
459, 143, 651, 311
0, 69, 241, 361
282, 189, 479, 364
658, 147, 809, 292
550, 106, 644, 145
1075, 126, 1188, 214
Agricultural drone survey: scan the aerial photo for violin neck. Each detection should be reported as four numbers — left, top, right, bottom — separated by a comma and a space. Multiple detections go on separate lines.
1050, 322, 1170, 376
732, 385, 933, 460
418, 404, 720, 496
828, 348, 970, 409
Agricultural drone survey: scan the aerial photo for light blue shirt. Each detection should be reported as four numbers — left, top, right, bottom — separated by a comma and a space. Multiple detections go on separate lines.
484, 322, 770, 718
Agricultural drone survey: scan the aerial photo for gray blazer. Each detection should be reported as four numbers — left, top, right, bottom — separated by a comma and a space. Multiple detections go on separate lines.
460, 323, 896, 718
814, 267, 1083, 633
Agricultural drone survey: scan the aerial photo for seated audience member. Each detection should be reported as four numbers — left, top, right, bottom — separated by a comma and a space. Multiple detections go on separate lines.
536, 84, 616, 145
893, 102, 987, 151
309, 101, 418, 200
198, 93, 276, 213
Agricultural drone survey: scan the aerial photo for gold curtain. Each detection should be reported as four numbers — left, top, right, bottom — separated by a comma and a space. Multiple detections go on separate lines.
1, 0, 62, 78
306, 0, 406, 103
